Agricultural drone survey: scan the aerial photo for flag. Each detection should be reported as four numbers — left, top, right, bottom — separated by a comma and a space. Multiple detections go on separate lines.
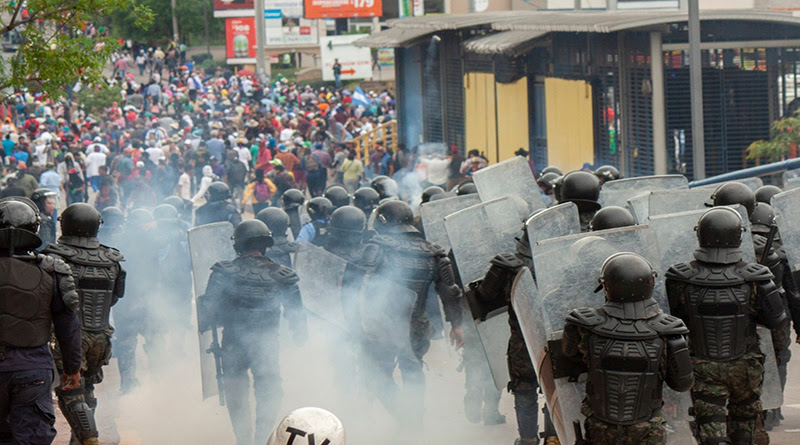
352, 86, 371, 108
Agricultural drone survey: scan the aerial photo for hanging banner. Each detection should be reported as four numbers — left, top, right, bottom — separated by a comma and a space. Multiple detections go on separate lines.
304, 0, 382, 19
225, 17, 257, 63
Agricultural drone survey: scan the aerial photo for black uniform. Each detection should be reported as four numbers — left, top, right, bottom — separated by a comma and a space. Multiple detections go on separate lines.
194, 200, 242, 227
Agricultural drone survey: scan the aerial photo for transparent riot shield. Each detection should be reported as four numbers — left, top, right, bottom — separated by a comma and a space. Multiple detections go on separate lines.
602, 174, 689, 191
524, 202, 581, 266
419, 194, 481, 250
445, 196, 525, 389
784, 176, 800, 191
188, 222, 236, 401
759, 326, 783, 409
773, 188, 800, 273
628, 189, 713, 224
783, 168, 800, 182
293, 243, 353, 330
471, 156, 546, 214
360, 277, 418, 362
694, 177, 765, 193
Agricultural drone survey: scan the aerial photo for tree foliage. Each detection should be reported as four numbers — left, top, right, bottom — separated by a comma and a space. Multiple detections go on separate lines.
0, 0, 152, 98
109, 0, 223, 46
75, 84, 123, 116
746, 111, 800, 163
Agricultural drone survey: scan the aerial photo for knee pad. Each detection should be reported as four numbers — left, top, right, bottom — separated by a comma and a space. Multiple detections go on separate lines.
63, 401, 98, 441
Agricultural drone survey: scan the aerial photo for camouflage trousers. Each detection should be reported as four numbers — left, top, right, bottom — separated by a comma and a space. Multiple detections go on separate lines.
691, 352, 764, 445
583, 409, 667, 445
52, 328, 113, 386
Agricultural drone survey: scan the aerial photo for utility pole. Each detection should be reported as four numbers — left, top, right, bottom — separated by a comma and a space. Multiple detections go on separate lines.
688, 0, 705, 179
203, 0, 210, 54
171, 0, 179, 43
255, 0, 269, 81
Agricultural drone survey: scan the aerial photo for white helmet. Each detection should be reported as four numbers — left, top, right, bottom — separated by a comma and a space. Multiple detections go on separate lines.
266, 407, 345, 445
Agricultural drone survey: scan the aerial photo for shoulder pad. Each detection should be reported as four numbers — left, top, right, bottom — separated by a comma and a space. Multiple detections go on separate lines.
423, 240, 446, 256
739, 262, 774, 282
42, 243, 79, 259
665, 262, 697, 282
272, 265, 299, 284
371, 234, 399, 249
100, 245, 125, 262
211, 260, 239, 275
361, 243, 382, 268
565, 307, 606, 328
490, 253, 525, 271
284, 241, 299, 253
36, 253, 72, 275
649, 313, 689, 336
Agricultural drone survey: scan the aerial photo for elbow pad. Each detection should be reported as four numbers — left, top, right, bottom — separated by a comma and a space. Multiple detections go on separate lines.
758, 280, 788, 329
664, 334, 694, 393
113, 267, 126, 305
561, 323, 582, 360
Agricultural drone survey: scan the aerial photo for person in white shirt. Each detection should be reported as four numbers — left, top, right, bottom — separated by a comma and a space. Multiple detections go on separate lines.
176, 164, 193, 200
85, 145, 107, 192
145, 144, 164, 164
279, 126, 294, 143
235, 140, 252, 171
86, 137, 109, 155
191, 165, 217, 206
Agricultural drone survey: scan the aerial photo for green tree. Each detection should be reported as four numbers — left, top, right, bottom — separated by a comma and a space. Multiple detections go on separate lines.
0, 0, 152, 98
75, 84, 123, 116
746, 111, 800, 163
109, 0, 223, 46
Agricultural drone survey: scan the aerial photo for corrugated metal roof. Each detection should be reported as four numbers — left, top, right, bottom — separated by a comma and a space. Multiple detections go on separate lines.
386, 11, 520, 30
462, 31, 548, 56
353, 27, 432, 48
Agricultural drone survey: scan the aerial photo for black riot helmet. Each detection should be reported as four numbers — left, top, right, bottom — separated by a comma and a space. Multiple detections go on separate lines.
371, 176, 399, 200
100, 207, 125, 229
153, 204, 180, 221
60, 203, 102, 237
329, 206, 366, 236
589, 206, 636, 232
537, 172, 560, 192
0, 197, 42, 251
541, 166, 563, 176
711, 181, 756, 217
29, 188, 56, 213
594, 165, 622, 183
281, 188, 306, 210
161, 195, 187, 212
421, 186, 445, 204
373, 200, 417, 235
455, 182, 477, 196
205, 181, 230, 203
352, 187, 380, 216
323, 185, 351, 209
126, 208, 154, 229
750, 202, 776, 235
755, 185, 782, 205
256, 207, 291, 239
560, 171, 601, 211
599, 252, 656, 303
233, 219, 274, 254
307, 197, 334, 222
696, 207, 744, 249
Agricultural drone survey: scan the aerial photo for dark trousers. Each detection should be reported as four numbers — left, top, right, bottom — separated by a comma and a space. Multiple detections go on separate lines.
361, 339, 425, 428
0, 368, 57, 445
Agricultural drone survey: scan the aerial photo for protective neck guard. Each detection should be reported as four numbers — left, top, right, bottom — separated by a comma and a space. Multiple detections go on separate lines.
694, 247, 743, 265
602, 297, 661, 320
58, 235, 101, 249
0, 228, 42, 254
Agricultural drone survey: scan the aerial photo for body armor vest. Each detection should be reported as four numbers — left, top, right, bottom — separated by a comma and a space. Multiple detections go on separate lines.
311, 221, 329, 247
566, 301, 686, 425
0, 256, 53, 348
666, 261, 766, 361
370, 235, 438, 297
44, 237, 123, 332
754, 234, 785, 293
265, 239, 297, 267
211, 256, 298, 331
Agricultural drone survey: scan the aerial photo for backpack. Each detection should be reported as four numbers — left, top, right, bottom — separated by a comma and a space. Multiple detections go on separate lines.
304, 153, 320, 172
254, 181, 271, 202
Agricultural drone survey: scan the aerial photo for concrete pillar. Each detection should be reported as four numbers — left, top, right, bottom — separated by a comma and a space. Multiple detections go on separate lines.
651, 32, 667, 175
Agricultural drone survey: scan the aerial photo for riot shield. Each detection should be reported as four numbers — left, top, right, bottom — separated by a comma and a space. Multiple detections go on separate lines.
784, 176, 800, 191
293, 243, 354, 330
471, 156, 546, 214
359, 277, 418, 362
758, 326, 783, 409
188, 222, 236, 401
783, 168, 800, 182
524, 202, 581, 260
694, 177, 764, 192
772, 187, 800, 273
602, 174, 689, 191
419, 194, 481, 250
628, 189, 713, 224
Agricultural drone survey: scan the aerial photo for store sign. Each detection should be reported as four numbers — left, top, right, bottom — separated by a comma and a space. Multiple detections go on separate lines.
304, 0, 382, 19
320, 35, 373, 81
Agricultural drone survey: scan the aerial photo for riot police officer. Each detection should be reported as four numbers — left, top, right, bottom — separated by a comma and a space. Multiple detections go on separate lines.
29, 188, 57, 248
153, 204, 193, 330
421, 186, 445, 204
257, 207, 297, 267
593, 165, 622, 184
360, 200, 464, 428
588, 206, 636, 232
323, 185, 351, 209
43, 203, 126, 445
281, 188, 307, 239
711, 181, 756, 216
666, 207, 787, 445
755, 185, 782, 205
560, 171, 602, 230
296, 197, 334, 246
0, 197, 82, 445
200, 219, 307, 445
371, 175, 399, 200
352, 187, 380, 217
454, 181, 477, 196
97, 207, 125, 248
194, 181, 242, 227
325, 206, 367, 262
563, 252, 693, 444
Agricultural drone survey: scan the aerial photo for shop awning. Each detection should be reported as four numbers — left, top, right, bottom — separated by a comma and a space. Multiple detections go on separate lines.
353, 27, 433, 48
462, 31, 548, 56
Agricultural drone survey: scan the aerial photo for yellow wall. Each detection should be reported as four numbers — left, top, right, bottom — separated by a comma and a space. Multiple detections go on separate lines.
544, 78, 594, 172
464, 72, 530, 165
